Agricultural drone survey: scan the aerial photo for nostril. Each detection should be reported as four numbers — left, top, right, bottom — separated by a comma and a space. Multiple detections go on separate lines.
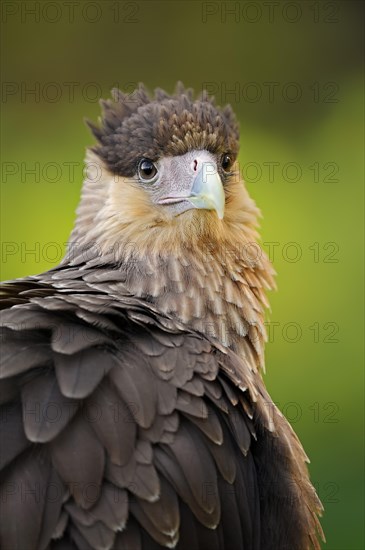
193, 159, 198, 172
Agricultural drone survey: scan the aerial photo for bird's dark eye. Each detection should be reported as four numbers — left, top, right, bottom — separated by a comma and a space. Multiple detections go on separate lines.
138, 159, 158, 181
221, 154, 232, 172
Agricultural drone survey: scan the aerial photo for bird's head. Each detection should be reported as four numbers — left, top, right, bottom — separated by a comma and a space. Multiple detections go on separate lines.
70, 82, 261, 262
65, 83, 275, 359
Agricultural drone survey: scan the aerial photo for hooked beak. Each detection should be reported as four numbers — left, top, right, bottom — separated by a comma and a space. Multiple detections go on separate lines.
187, 162, 225, 219
156, 151, 226, 219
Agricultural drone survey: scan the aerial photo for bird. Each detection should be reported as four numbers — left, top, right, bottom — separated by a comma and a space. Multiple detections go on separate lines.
0, 83, 324, 550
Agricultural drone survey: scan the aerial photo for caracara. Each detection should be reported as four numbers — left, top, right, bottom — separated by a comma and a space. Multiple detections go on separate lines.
0, 83, 324, 550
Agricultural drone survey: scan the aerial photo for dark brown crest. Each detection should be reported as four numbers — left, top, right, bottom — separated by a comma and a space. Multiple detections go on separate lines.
87, 82, 240, 176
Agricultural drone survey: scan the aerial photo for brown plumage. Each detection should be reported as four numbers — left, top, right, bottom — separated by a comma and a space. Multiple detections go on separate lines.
0, 83, 324, 549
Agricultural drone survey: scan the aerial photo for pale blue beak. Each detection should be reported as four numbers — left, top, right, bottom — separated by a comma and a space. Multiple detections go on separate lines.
187, 162, 225, 219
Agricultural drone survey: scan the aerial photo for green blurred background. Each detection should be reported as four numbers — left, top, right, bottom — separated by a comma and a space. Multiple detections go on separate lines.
1, 1, 364, 547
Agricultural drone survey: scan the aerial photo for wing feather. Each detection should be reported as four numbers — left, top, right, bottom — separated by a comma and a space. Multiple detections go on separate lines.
51, 414, 105, 509
0, 281, 323, 549
21, 372, 79, 443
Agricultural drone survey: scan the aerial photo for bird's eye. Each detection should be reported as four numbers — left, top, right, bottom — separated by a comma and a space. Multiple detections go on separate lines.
221, 154, 233, 172
138, 159, 158, 181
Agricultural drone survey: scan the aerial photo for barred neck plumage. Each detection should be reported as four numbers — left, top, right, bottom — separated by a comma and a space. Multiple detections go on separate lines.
55, 235, 274, 372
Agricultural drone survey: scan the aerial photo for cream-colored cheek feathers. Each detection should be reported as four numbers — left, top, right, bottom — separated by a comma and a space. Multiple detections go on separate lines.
70, 150, 167, 256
